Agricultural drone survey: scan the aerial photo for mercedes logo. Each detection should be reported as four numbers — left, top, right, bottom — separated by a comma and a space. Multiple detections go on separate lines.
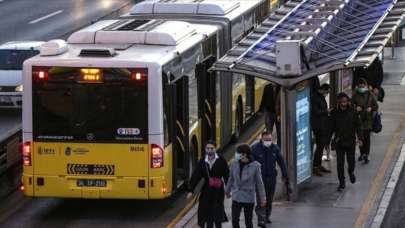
86, 133, 95, 141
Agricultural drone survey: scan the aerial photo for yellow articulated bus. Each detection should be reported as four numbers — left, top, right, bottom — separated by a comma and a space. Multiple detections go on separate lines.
22, 0, 271, 199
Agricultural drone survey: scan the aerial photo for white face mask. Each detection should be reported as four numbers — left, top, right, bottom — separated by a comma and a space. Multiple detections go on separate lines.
263, 140, 272, 147
234, 152, 241, 161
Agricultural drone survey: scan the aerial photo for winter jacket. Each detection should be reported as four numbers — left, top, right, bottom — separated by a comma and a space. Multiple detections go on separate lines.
251, 141, 288, 180
329, 106, 363, 147
189, 155, 229, 225
352, 91, 378, 130
311, 91, 329, 132
225, 160, 266, 204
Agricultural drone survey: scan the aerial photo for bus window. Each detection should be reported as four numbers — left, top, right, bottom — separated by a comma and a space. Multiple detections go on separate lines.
32, 67, 148, 143
163, 73, 172, 146
189, 73, 198, 127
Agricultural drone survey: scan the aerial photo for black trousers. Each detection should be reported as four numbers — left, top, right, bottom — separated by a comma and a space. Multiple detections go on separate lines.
255, 178, 276, 223
202, 222, 222, 228
360, 130, 371, 156
313, 130, 327, 167
336, 145, 355, 185
231, 201, 254, 228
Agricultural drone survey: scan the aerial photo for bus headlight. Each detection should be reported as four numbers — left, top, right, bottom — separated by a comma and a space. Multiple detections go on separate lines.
15, 85, 23, 92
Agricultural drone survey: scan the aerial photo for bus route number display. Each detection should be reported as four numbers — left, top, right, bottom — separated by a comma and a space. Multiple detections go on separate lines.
296, 85, 311, 184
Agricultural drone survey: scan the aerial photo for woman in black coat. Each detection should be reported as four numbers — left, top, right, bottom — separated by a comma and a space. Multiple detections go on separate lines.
188, 140, 230, 228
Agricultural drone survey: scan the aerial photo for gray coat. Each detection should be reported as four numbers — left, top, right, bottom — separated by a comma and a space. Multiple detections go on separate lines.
225, 160, 266, 204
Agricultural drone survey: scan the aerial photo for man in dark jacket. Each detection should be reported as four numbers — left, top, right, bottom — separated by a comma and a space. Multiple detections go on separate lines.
330, 93, 364, 191
252, 131, 288, 226
311, 83, 332, 176
352, 78, 378, 164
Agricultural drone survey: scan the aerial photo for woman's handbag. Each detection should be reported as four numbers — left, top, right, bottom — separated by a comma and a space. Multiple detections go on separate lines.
206, 164, 223, 189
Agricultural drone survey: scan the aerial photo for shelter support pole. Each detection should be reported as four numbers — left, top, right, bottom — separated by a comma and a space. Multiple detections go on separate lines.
280, 86, 298, 201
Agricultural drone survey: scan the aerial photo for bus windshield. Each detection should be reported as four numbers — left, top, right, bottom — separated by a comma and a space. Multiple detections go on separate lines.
0, 50, 39, 70
32, 67, 148, 143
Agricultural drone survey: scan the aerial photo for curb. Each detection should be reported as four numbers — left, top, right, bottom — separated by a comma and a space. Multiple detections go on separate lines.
370, 143, 405, 228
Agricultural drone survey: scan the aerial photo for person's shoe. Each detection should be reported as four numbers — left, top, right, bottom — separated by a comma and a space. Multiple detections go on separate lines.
265, 218, 272, 224
319, 166, 332, 173
349, 173, 356, 184
364, 156, 370, 164
313, 167, 323, 176
258, 222, 266, 228
337, 183, 346, 192
358, 154, 364, 162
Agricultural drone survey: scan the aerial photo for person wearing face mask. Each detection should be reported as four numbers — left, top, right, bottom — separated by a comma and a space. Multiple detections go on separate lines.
311, 83, 332, 176
352, 78, 378, 164
188, 140, 229, 228
226, 144, 266, 228
251, 131, 288, 226
329, 93, 364, 191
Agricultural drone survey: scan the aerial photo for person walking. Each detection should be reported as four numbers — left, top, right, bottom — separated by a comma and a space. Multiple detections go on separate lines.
188, 140, 229, 228
260, 83, 277, 134
225, 144, 266, 228
251, 131, 288, 226
352, 78, 378, 164
330, 92, 364, 191
311, 83, 332, 176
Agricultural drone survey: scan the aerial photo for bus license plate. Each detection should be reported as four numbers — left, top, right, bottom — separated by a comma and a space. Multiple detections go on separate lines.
77, 179, 107, 187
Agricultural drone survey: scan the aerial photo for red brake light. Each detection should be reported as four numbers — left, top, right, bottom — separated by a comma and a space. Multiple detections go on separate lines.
33, 67, 49, 81
131, 68, 147, 81
151, 144, 164, 168
22, 142, 32, 166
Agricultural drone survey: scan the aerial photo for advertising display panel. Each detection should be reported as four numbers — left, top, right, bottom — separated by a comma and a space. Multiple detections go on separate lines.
296, 84, 311, 184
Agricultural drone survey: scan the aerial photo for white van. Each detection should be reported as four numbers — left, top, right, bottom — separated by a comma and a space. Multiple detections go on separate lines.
0, 41, 43, 108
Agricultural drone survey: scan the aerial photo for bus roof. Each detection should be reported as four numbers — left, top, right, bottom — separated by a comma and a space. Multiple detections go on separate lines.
125, 0, 264, 21
26, 22, 217, 68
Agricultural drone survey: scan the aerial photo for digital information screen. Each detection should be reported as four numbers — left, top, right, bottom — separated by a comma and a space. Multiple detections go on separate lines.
296, 85, 312, 184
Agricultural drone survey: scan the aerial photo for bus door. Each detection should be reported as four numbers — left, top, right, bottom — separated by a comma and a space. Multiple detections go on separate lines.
245, 75, 255, 119
171, 76, 190, 188
196, 56, 217, 154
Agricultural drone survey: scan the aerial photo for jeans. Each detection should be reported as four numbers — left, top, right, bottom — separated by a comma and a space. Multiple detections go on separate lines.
360, 130, 371, 156
231, 201, 254, 228
255, 178, 276, 223
336, 145, 355, 185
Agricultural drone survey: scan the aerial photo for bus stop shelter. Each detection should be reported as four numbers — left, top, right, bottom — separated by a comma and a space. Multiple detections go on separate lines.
211, 0, 405, 200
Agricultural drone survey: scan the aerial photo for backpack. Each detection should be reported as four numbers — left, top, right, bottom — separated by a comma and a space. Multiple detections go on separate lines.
366, 93, 382, 133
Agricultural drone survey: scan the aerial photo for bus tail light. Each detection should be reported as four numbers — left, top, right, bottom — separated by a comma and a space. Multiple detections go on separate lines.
131, 68, 147, 81
161, 180, 167, 194
33, 67, 49, 81
151, 144, 164, 168
22, 142, 32, 166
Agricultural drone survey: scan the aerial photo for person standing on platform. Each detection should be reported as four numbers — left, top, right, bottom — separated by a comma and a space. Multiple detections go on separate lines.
260, 83, 277, 134
311, 83, 332, 176
251, 131, 288, 226
352, 78, 378, 164
329, 93, 364, 191
225, 144, 266, 228
188, 140, 229, 228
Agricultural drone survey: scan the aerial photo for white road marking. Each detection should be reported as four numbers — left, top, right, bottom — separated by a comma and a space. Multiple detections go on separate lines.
400, 76, 405, 86
28, 10, 63, 25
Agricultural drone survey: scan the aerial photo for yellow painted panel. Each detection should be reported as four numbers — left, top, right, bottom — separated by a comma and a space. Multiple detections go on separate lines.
32, 143, 149, 177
